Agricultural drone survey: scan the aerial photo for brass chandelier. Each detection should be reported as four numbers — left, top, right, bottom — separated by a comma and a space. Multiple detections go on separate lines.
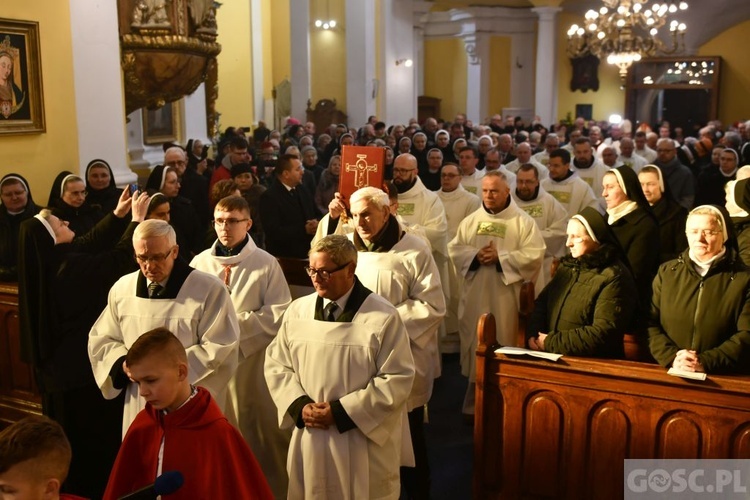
567, 0, 688, 81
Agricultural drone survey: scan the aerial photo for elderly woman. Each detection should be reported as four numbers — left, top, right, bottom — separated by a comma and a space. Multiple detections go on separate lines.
649, 205, 750, 373
638, 165, 688, 263
602, 166, 660, 315
527, 207, 637, 357
0, 173, 40, 281
315, 154, 341, 215
47, 171, 100, 235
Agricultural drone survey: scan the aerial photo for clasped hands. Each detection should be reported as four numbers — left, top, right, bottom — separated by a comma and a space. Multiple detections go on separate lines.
528, 333, 547, 351
672, 349, 704, 372
476, 241, 499, 266
302, 402, 334, 429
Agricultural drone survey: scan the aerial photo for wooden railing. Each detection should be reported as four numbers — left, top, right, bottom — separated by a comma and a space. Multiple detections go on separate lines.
474, 312, 750, 499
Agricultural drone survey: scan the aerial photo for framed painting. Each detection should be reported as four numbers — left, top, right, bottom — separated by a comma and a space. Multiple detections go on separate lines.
0, 18, 45, 135
142, 100, 181, 145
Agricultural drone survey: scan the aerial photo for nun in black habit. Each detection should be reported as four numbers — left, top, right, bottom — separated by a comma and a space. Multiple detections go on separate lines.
17, 188, 150, 498
601, 165, 660, 320
84, 158, 120, 219
47, 171, 101, 236
0, 173, 40, 281
638, 164, 688, 263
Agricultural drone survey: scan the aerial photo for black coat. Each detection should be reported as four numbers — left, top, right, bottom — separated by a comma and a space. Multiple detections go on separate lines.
0, 177, 39, 281
528, 244, 637, 358
259, 179, 317, 258
651, 195, 688, 263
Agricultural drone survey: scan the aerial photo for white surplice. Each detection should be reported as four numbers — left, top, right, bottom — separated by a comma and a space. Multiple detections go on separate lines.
448, 201, 545, 380
88, 269, 239, 437
265, 291, 415, 500
541, 171, 600, 217
191, 237, 292, 499
350, 231, 446, 410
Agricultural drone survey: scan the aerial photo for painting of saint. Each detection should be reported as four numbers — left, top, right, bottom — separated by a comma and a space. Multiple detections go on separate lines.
0, 34, 30, 120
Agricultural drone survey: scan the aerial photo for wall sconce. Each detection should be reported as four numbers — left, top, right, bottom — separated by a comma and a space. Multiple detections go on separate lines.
395, 58, 413, 67
314, 19, 336, 30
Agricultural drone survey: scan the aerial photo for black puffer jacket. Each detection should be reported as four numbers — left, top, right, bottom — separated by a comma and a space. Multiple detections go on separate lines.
528, 244, 638, 358
648, 247, 750, 373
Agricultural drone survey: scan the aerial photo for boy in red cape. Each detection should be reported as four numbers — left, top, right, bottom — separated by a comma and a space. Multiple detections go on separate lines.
103, 327, 272, 500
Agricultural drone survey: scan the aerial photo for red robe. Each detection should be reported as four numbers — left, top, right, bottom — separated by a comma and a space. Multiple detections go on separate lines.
103, 387, 272, 500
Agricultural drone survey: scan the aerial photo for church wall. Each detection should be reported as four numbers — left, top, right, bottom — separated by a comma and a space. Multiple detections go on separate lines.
261, 0, 274, 101
488, 36, 512, 118
2, 2, 80, 203
555, 11, 624, 123
309, 0, 347, 114
216, 1, 254, 130
423, 37, 467, 121
698, 18, 750, 125
270, 0, 292, 95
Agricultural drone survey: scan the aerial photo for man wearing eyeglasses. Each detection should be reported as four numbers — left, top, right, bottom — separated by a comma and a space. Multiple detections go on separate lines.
511, 164, 568, 288
265, 235, 415, 500
165, 145, 210, 229
191, 195, 292, 499
347, 186, 445, 499
89, 219, 240, 438
654, 137, 695, 210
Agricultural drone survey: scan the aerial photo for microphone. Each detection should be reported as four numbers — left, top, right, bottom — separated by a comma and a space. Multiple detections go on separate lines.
118, 470, 184, 500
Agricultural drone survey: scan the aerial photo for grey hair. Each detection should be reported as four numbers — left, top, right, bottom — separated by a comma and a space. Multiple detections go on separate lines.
350, 186, 389, 210
309, 234, 358, 266
133, 219, 177, 247
37, 208, 53, 221
165, 147, 187, 159
484, 170, 507, 182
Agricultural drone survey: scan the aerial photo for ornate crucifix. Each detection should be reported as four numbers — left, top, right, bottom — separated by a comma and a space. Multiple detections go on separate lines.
345, 154, 378, 188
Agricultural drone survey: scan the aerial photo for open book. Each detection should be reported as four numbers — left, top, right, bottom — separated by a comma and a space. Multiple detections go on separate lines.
495, 346, 563, 362
667, 367, 707, 381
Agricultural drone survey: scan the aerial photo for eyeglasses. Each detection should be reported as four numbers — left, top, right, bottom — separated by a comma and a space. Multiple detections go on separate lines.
441, 173, 460, 179
166, 160, 187, 167
686, 229, 722, 238
392, 168, 416, 175
213, 218, 249, 227
135, 247, 175, 264
304, 262, 349, 280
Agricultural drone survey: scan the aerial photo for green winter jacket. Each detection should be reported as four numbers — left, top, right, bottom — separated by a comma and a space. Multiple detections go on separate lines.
528, 244, 638, 358
648, 248, 750, 373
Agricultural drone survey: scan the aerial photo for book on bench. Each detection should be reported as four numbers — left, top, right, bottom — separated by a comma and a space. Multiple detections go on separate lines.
495, 346, 563, 362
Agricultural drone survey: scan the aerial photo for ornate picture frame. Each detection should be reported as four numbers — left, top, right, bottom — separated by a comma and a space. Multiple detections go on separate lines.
142, 100, 182, 145
0, 18, 45, 135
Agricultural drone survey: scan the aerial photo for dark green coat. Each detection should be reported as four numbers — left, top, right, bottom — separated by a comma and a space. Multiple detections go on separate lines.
528, 244, 637, 358
648, 248, 750, 373
651, 196, 688, 264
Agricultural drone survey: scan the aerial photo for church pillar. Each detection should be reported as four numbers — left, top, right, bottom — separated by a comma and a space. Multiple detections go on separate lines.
463, 33, 490, 125
251, 0, 265, 126
290, 0, 311, 121
184, 84, 209, 145
69, 0, 135, 184
345, 0, 377, 127
510, 32, 536, 112
379, 0, 417, 126
532, 6, 561, 126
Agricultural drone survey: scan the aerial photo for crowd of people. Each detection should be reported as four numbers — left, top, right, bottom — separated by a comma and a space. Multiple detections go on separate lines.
2, 111, 750, 499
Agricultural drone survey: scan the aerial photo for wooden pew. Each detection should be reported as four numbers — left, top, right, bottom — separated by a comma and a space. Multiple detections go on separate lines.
474, 312, 750, 499
0, 283, 41, 428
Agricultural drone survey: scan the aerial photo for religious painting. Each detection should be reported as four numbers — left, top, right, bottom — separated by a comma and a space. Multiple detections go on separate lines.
142, 100, 181, 145
339, 145, 386, 205
570, 54, 600, 93
0, 18, 45, 135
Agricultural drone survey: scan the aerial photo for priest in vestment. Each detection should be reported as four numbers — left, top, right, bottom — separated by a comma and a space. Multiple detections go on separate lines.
88, 219, 239, 437
347, 187, 446, 498
191, 195, 292, 499
449, 171, 545, 417
511, 164, 568, 291
265, 235, 415, 500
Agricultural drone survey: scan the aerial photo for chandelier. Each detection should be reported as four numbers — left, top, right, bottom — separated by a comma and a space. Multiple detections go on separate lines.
567, 0, 687, 81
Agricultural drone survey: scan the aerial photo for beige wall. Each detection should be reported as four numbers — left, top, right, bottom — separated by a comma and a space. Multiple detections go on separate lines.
216, 1, 254, 130
555, 11, 624, 123
698, 18, 750, 125
488, 36, 512, 117
423, 38, 468, 120
2, 3, 80, 203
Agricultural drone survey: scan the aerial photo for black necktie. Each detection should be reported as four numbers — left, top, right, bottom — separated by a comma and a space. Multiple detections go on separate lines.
148, 282, 163, 298
324, 302, 338, 322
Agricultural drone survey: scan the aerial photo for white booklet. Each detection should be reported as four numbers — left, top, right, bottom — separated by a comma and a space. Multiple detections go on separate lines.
667, 367, 707, 381
495, 346, 563, 362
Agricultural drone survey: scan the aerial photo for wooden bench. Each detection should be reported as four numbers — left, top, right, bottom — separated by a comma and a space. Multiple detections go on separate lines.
474, 312, 750, 499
